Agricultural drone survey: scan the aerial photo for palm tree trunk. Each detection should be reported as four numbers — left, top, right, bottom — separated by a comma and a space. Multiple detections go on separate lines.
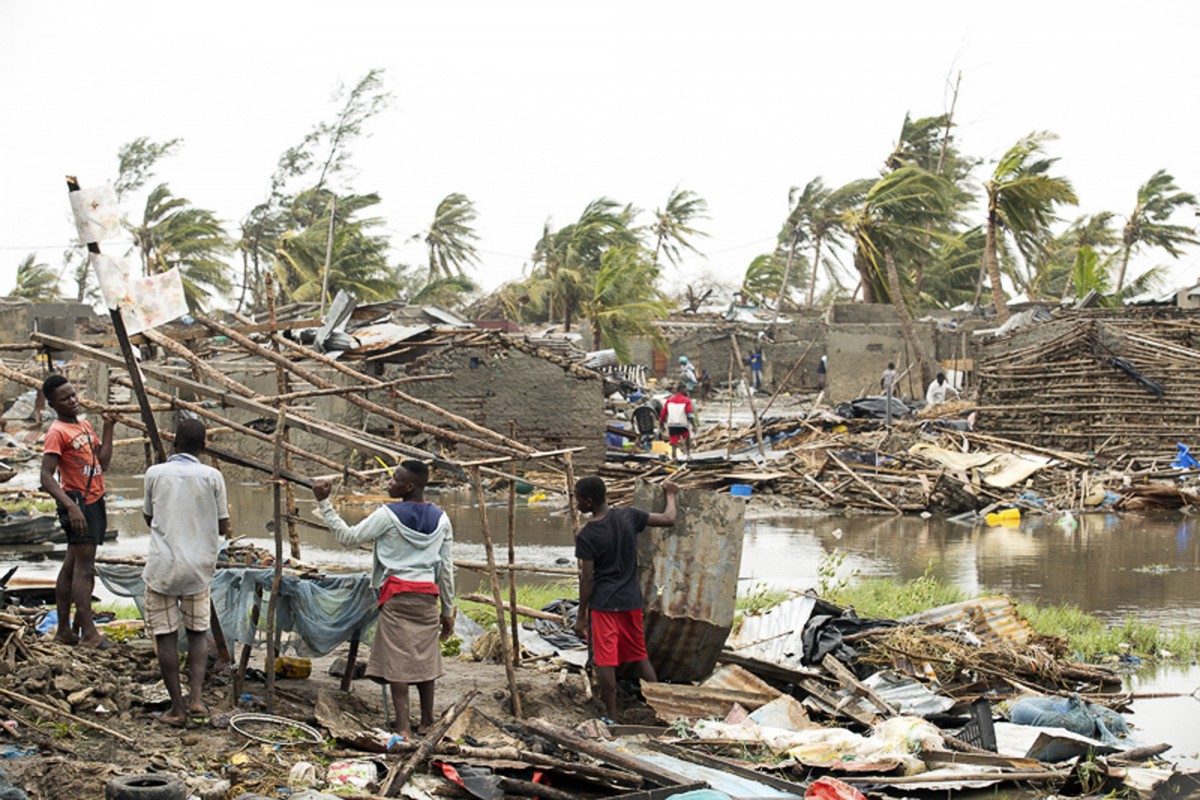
1115, 244, 1132, 294
985, 205, 1010, 322
427, 242, 437, 286
806, 233, 823, 309
236, 248, 250, 313
771, 231, 799, 327
885, 247, 934, 389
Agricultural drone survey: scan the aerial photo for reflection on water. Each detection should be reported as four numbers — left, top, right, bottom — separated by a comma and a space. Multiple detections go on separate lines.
5, 478, 1199, 630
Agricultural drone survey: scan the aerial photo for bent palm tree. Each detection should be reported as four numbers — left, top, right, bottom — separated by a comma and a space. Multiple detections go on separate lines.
1116, 170, 1198, 292
848, 167, 954, 388
580, 246, 670, 360
129, 183, 233, 311
8, 254, 61, 301
423, 193, 480, 285
983, 133, 1077, 322
650, 186, 709, 268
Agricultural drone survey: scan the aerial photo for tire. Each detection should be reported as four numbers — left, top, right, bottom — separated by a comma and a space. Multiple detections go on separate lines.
105, 774, 186, 800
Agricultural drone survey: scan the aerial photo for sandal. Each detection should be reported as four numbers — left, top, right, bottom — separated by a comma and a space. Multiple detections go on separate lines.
151, 712, 187, 729
188, 704, 211, 725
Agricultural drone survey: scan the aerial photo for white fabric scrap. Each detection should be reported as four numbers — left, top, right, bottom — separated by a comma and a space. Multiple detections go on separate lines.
69, 184, 122, 244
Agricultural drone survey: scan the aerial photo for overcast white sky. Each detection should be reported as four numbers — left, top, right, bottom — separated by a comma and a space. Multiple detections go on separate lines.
2, 0, 1198, 302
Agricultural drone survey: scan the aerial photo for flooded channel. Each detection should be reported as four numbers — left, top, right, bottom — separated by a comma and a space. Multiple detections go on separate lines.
3, 477, 1197, 766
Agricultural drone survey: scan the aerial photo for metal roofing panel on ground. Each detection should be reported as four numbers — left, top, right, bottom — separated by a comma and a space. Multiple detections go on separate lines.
898, 595, 1033, 645
641, 682, 778, 723
861, 671, 955, 718
344, 323, 431, 354
624, 746, 802, 799
725, 595, 818, 670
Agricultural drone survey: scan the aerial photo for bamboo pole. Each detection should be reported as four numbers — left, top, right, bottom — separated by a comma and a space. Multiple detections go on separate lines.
726, 351, 735, 458
563, 451, 579, 534
757, 336, 816, 419
471, 467, 521, 718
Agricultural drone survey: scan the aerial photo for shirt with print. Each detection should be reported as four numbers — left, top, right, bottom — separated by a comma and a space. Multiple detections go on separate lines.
659, 393, 694, 428
142, 453, 230, 596
575, 506, 651, 612
44, 419, 105, 505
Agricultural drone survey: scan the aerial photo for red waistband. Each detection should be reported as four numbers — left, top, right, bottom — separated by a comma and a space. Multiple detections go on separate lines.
378, 576, 438, 607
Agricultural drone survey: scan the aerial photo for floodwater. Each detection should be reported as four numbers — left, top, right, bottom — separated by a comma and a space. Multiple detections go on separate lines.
4, 477, 1198, 767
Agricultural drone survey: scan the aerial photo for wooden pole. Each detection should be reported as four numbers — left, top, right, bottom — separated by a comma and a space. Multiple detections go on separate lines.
507, 423, 520, 668
563, 451, 579, 534
471, 467, 521, 718
758, 337, 816, 418
264, 407, 287, 711
230, 585, 262, 707
726, 351, 735, 458
65, 176, 166, 466
729, 334, 766, 457
319, 194, 336, 316
379, 690, 477, 797
267, 272, 301, 561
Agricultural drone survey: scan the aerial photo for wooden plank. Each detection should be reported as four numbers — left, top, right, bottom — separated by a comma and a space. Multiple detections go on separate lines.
522, 718, 695, 788
821, 653, 898, 717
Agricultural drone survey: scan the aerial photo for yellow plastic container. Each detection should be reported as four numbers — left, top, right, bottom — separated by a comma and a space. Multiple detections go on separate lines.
274, 656, 312, 679
651, 441, 671, 455
985, 508, 1021, 526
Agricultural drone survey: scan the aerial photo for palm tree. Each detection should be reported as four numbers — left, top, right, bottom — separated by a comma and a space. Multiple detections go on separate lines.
8, 254, 61, 301
847, 167, 954, 388
409, 275, 478, 309
650, 186, 709, 268
579, 246, 670, 360
274, 192, 406, 303
531, 198, 640, 330
422, 193, 480, 285
983, 132, 1078, 322
741, 252, 793, 306
778, 178, 874, 319
1115, 170, 1199, 293
129, 183, 233, 311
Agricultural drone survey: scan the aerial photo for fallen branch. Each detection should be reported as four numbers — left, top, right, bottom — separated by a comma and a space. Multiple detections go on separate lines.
0, 686, 134, 744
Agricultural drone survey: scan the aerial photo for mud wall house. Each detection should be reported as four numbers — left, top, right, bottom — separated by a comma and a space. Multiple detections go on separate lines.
824, 303, 937, 403
0, 299, 99, 404
381, 334, 607, 473
974, 308, 1200, 459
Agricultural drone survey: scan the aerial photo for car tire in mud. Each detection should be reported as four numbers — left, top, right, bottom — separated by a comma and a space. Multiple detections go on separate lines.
105, 774, 186, 800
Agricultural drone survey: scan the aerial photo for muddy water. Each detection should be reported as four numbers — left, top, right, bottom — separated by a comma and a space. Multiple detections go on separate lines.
6, 478, 1199, 767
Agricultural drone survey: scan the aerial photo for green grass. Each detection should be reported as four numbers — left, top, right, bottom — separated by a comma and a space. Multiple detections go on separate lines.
735, 583, 793, 624
459, 580, 577, 629
826, 572, 1200, 663
93, 601, 142, 620
0, 498, 56, 515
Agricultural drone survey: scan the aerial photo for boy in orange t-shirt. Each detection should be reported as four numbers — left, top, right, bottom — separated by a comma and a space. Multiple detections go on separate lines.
39, 374, 115, 648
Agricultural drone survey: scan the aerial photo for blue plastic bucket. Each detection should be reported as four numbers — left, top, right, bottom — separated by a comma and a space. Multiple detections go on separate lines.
729, 484, 752, 497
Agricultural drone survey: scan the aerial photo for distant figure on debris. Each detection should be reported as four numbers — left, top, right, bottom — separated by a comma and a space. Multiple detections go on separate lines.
816, 355, 827, 391
39, 374, 115, 650
881, 362, 897, 393
677, 356, 698, 393
699, 369, 713, 401
631, 400, 660, 451
574, 476, 678, 723
925, 372, 961, 406
748, 350, 764, 392
142, 419, 229, 728
312, 461, 456, 741
659, 384, 697, 462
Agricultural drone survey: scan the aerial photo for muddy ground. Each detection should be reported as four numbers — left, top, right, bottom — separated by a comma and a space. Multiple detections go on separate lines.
2, 635, 616, 799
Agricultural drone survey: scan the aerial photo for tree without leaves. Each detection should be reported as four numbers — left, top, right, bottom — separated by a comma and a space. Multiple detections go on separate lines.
422, 193, 480, 285
983, 132, 1078, 322
8, 254, 61, 302
129, 183, 233, 312
1115, 169, 1199, 293
650, 186, 709, 268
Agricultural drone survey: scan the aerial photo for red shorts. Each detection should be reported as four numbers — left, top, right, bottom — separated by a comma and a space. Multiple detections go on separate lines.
667, 426, 690, 446
590, 609, 648, 667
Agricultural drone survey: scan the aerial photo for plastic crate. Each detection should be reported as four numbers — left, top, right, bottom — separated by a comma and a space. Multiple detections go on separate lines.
956, 698, 997, 751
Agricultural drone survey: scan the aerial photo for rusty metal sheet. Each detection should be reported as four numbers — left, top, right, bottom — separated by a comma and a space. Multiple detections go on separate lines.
701, 664, 781, 698
635, 484, 745, 683
345, 323, 431, 354
899, 595, 1033, 645
641, 682, 777, 723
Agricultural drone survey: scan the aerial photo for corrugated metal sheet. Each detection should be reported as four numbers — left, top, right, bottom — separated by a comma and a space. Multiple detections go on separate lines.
623, 745, 803, 799
861, 671, 955, 718
345, 323, 431, 354
641, 682, 778, 723
899, 595, 1033, 645
702, 664, 781, 697
725, 595, 818, 670
635, 485, 745, 683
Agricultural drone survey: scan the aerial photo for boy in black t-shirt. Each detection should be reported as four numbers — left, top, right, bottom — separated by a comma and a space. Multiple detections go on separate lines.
573, 476, 678, 722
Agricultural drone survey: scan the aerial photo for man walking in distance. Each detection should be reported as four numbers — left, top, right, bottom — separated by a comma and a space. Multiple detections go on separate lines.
39, 374, 115, 649
142, 419, 229, 727
312, 461, 455, 740
573, 477, 678, 723
658, 384, 697, 462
